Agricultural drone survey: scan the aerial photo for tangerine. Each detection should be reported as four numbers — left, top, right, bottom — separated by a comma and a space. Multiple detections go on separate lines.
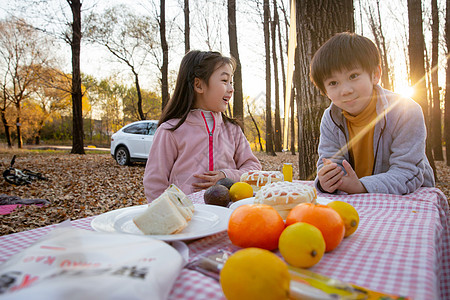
228, 204, 285, 250
286, 203, 345, 252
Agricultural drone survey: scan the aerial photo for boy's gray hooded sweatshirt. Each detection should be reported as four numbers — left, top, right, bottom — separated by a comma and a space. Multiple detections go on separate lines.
316, 85, 435, 195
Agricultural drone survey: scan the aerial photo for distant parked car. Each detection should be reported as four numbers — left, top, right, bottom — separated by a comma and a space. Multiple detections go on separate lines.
110, 120, 158, 165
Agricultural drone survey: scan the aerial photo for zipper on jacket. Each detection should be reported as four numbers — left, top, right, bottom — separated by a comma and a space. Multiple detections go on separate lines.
330, 110, 354, 168
371, 113, 386, 175
200, 111, 215, 171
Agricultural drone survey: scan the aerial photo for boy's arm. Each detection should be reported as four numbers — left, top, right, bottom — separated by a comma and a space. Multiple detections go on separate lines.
315, 110, 348, 193
359, 100, 431, 194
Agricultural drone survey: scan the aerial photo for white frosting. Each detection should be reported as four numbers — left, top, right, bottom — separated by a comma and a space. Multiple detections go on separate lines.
254, 181, 316, 204
241, 171, 284, 187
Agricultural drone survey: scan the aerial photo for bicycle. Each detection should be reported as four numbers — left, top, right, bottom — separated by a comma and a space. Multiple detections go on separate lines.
2, 155, 48, 186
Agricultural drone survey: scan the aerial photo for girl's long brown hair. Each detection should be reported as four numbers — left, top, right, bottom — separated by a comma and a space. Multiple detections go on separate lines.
159, 50, 240, 131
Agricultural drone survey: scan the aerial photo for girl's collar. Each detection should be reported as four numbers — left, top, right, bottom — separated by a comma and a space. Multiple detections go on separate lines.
191, 108, 214, 114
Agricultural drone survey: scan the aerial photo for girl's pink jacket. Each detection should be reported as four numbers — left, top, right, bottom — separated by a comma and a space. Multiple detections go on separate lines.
143, 110, 261, 201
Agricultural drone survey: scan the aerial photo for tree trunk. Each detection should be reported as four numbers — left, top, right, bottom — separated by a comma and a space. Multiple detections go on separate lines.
277, 3, 287, 137
271, 0, 282, 152
160, 0, 169, 110
376, 0, 392, 91
247, 102, 264, 152
445, 0, 450, 166
290, 86, 296, 155
184, 0, 190, 54
366, 2, 391, 90
15, 103, 22, 148
228, 0, 244, 125
0, 108, 12, 148
431, 0, 443, 160
295, 0, 354, 180
68, 0, 85, 154
407, 0, 437, 178
133, 70, 145, 120
264, 0, 275, 156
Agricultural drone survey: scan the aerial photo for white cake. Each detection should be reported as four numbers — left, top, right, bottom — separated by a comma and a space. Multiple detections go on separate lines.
240, 170, 284, 191
254, 181, 317, 219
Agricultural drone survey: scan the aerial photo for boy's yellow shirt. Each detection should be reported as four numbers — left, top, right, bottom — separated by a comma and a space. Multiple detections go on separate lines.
343, 92, 377, 178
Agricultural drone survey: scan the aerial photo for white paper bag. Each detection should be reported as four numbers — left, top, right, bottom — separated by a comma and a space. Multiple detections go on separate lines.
0, 227, 186, 300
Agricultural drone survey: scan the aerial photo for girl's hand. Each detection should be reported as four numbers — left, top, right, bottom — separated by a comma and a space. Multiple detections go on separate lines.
318, 158, 344, 193
192, 171, 226, 191
338, 160, 367, 194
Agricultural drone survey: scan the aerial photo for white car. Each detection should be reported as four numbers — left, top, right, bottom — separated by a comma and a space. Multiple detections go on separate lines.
110, 120, 158, 165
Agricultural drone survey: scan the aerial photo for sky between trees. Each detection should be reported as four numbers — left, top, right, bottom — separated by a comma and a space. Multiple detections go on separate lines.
0, 0, 447, 115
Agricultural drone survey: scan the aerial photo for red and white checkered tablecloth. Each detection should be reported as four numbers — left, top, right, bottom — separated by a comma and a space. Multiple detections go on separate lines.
0, 183, 449, 300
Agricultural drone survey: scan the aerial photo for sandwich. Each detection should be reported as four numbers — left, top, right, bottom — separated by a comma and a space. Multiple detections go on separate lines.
133, 184, 195, 235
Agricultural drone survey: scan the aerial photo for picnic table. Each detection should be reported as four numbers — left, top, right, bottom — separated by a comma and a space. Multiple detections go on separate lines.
1, 182, 449, 299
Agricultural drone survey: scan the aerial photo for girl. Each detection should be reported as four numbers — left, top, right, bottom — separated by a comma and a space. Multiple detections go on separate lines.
143, 50, 261, 201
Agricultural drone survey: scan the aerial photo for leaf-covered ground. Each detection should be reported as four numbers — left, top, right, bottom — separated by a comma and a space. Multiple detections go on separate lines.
0, 150, 448, 236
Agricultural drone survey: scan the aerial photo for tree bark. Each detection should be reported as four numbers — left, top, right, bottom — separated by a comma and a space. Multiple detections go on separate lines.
271, 0, 282, 152
277, 2, 287, 135
247, 102, 264, 152
295, 0, 354, 179
15, 103, 22, 148
264, 0, 275, 156
431, 0, 443, 160
160, 0, 169, 110
133, 69, 145, 120
68, 0, 85, 154
0, 109, 12, 148
376, 0, 391, 91
228, 0, 244, 125
184, 0, 190, 54
290, 85, 296, 155
445, 0, 450, 166
0, 85, 12, 148
407, 0, 436, 177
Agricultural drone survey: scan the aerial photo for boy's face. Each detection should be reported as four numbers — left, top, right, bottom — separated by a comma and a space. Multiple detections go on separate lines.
323, 65, 381, 116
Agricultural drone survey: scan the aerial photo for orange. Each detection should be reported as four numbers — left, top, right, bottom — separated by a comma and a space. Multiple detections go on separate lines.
286, 203, 345, 252
228, 204, 285, 250
220, 248, 290, 300
229, 182, 254, 202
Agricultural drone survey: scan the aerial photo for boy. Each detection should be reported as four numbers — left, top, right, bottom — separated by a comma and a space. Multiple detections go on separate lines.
310, 32, 435, 195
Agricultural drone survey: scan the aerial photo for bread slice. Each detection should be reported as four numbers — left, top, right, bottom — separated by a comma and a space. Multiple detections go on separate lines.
166, 184, 194, 221
133, 196, 188, 235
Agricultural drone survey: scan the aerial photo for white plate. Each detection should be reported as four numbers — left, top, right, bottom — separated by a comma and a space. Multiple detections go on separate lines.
90, 204, 231, 242
229, 196, 333, 211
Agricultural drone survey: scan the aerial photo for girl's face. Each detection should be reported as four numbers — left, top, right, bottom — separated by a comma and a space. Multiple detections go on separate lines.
193, 63, 234, 112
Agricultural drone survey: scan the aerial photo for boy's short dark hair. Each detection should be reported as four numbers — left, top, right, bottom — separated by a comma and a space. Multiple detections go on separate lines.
310, 32, 381, 94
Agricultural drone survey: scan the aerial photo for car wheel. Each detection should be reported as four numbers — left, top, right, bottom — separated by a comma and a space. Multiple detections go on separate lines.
115, 146, 130, 166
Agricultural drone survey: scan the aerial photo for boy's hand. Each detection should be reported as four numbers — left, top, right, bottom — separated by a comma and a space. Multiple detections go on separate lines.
338, 160, 367, 194
192, 171, 226, 191
318, 158, 344, 193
